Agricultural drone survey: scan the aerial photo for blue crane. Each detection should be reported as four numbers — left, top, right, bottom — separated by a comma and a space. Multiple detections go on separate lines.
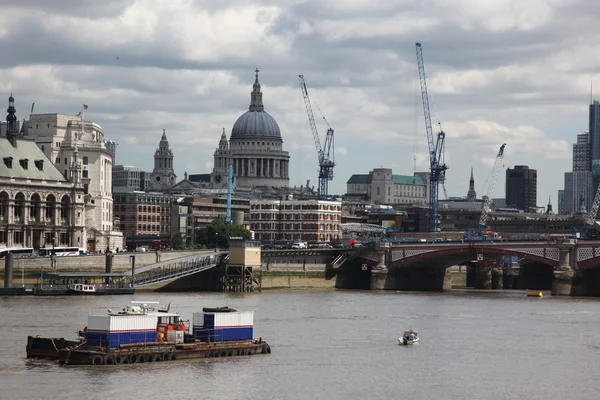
298, 75, 335, 200
415, 42, 448, 232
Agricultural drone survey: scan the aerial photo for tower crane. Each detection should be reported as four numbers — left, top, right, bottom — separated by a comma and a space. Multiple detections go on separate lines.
478, 143, 506, 233
584, 181, 600, 238
298, 75, 335, 200
416, 42, 448, 232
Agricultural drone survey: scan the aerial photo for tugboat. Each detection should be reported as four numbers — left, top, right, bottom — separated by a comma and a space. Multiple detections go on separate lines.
26, 301, 271, 366
398, 329, 419, 346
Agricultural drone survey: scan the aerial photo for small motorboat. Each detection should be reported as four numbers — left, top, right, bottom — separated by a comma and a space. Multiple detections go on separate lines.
398, 329, 419, 345
68, 283, 97, 295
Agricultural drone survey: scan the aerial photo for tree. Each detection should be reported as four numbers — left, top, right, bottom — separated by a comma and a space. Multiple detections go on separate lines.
171, 232, 185, 250
195, 217, 251, 248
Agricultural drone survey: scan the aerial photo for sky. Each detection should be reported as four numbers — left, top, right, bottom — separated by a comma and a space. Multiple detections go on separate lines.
0, 0, 597, 207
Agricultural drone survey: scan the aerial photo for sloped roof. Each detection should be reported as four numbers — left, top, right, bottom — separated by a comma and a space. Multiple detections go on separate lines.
393, 175, 425, 185
0, 137, 66, 181
347, 175, 371, 184
347, 174, 425, 186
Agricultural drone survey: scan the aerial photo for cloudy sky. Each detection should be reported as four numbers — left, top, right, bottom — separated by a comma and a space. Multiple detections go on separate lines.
1, 0, 597, 207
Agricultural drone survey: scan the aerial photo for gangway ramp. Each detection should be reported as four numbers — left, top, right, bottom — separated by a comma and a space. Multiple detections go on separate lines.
124, 252, 228, 288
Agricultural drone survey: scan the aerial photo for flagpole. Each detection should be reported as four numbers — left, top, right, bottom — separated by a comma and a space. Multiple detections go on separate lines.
81, 105, 85, 138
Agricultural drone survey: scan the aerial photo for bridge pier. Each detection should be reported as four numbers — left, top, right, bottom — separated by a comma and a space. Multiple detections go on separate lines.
551, 239, 576, 296
475, 264, 492, 290
370, 267, 452, 291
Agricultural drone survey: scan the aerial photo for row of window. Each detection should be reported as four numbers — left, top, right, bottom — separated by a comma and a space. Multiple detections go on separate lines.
251, 204, 341, 211
250, 223, 340, 231
249, 213, 339, 221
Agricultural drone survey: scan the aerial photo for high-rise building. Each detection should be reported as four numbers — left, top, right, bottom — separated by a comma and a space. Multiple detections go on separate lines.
505, 165, 537, 212
563, 171, 593, 214
573, 132, 590, 172
589, 100, 600, 169
558, 189, 565, 214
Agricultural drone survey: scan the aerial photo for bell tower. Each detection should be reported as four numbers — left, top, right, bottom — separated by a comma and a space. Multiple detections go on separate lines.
148, 129, 177, 191
212, 128, 231, 189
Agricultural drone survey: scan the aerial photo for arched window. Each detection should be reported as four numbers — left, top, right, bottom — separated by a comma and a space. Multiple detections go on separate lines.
14, 192, 25, 221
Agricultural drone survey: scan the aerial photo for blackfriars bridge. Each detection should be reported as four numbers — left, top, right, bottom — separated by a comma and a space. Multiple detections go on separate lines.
261, 239, 600, 296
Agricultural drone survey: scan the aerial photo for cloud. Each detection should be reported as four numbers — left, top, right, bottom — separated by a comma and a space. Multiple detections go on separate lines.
1, 0, 597, 209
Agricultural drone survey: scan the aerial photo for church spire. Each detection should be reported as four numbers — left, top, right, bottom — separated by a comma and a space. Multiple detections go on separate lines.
466, 166, 476, 201
249, 68, 264, 112
6, 93, 18, 145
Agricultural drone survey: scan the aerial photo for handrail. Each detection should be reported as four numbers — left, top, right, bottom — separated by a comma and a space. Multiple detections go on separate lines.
125, 252, 227, 287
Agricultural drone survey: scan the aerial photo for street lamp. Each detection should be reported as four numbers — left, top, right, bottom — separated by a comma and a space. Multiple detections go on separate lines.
215, 232, 219, 252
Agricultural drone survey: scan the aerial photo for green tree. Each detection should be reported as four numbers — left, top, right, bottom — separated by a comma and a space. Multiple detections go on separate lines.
171, 232, 185, 250
195, 217, 251, 248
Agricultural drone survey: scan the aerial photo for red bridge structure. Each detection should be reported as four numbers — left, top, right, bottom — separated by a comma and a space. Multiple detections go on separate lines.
351, 239, 600, 296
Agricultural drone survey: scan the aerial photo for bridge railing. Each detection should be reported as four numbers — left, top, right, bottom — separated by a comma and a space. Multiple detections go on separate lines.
123, 252, 227, 287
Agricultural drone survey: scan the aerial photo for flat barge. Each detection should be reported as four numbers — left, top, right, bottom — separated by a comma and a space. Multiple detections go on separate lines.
26, 302, 271, 366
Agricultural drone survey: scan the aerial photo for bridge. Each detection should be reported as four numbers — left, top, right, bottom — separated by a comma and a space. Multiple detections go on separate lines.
348, 239, 600, 296
121, 252, 228, 291
260, 240, 600, 296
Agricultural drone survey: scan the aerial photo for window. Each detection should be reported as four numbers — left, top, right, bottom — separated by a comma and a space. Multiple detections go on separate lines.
3, 157, 13, 168
56, 157, 60, 163
19, 159, 28, 169
83, 156, 88, 165
64, 158, 67, 165
82, 170, 88, 178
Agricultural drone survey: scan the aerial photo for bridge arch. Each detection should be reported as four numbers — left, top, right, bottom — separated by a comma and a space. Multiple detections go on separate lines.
389, 246, 559, 269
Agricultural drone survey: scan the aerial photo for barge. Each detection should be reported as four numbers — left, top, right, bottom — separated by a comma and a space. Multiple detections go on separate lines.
26, 301, 271, 366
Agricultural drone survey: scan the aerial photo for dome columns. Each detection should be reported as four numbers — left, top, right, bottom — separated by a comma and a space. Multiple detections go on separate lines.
232, 157, 289, 179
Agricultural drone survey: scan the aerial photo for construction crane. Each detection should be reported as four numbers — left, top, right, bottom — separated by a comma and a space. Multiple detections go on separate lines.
415, 42, 448, 232
478, 143, 506, 232
584, 182, 600, 238
298, 75, 335, 200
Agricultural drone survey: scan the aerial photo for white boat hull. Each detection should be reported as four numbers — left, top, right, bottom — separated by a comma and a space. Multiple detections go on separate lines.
398, 337, 419, 345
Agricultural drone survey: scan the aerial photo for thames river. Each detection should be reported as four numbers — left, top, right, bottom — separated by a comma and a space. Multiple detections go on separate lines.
2, 290, 600, 400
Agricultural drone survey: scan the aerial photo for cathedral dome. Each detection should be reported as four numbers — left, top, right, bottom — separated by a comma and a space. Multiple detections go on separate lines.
231, 110, 281, 140
230, 68, 282, 141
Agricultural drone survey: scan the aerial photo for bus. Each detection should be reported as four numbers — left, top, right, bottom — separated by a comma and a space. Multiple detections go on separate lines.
0, 247, 35, 259
38, 247, 87, 257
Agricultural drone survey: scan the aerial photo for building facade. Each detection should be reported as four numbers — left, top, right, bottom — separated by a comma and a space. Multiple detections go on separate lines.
113, 165, 150, 192
573, 132, 590, 172
0, 96, 85, 249
346, 168, 428, 205
25, 112, 122, 252
248, 199, 342, 242
171, 196, 251, 246
147, 129, 177, 192
211, 69, 290, 189
112, 190, 173, 249
505, 165, 537, 212
563, 171, 593, 214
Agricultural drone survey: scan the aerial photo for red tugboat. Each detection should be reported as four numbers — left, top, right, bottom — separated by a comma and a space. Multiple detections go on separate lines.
26, 301, 271, 366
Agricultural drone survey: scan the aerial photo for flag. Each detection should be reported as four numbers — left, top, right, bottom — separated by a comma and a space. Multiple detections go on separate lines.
83, 104, 88, 110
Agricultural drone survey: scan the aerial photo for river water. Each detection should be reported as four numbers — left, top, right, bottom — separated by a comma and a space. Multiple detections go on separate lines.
1, 290, 600, 400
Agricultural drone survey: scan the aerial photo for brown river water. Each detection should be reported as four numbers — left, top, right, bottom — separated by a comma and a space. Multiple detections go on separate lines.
1, 290, 600, 400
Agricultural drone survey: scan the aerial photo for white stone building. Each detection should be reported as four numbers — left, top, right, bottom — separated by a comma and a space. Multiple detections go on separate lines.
211, 69, 290, 189
346, 168, 429, 205
248, 198, 342, 242
25, 112, 122, 252
0, 96, 85, 249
